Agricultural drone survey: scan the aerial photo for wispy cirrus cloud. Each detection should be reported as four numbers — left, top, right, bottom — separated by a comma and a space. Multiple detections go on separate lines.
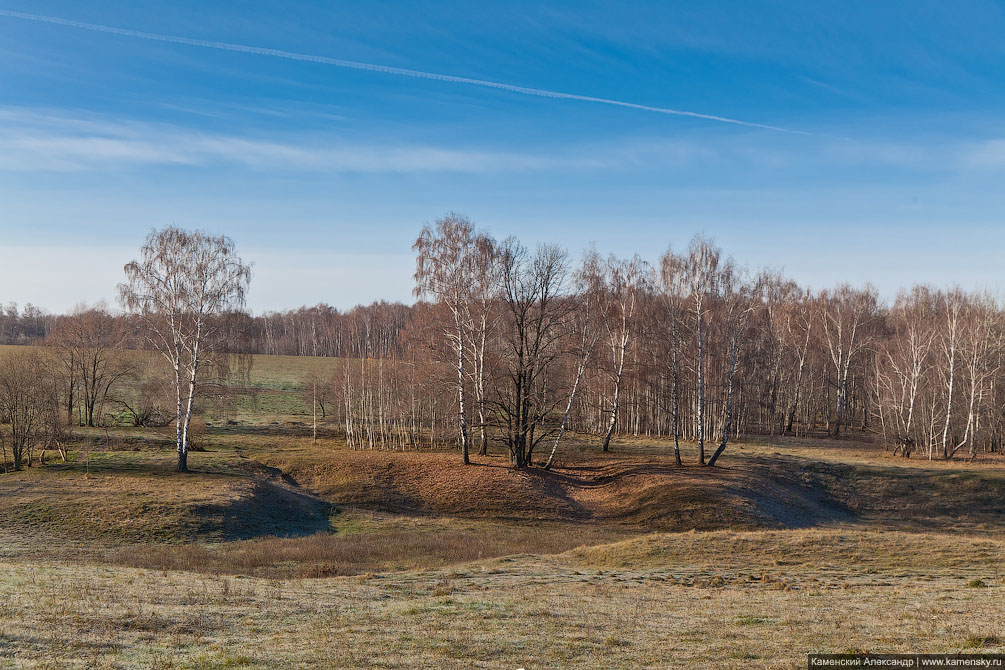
3, 106, 1002, 178
0, 107, 605, 173
0, 108, 766, 175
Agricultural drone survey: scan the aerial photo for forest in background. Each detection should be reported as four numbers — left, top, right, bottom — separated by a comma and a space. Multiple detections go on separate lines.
2, 215, 1004, 470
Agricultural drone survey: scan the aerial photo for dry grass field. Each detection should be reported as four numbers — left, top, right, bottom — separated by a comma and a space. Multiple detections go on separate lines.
2, 530, 1002, 669
1, 351, 1003, 668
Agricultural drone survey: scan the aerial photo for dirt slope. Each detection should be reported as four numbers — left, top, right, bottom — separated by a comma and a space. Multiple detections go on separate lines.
269, 448, 1005, 532
268, 451, 857, 531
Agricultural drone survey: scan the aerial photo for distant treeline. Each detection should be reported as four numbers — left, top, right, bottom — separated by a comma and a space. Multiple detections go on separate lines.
0, 300, 411, 359
0, 302, 50, 344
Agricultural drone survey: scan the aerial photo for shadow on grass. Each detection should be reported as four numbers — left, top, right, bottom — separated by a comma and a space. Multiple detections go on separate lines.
189, 480, 334, 541
31, 451, 253, 479
746, 454, 1005, 532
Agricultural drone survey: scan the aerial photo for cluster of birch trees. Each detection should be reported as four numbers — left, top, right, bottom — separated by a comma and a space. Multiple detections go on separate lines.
325, 214, 1005, 467
242, 302, 410, 359
332, 357, 453, 450
873, 286, 1005, 460
405, 216, 775, 467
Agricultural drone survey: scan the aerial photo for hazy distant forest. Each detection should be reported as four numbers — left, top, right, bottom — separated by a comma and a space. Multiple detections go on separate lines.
1, 214, 1002, 472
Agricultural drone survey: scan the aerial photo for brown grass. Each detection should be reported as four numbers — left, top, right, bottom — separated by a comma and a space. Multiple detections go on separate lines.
108, 516, 630, 578
2, 347, 1005, 666
263, 441, 1005, 535
0, 448, 330, 550
569, 528, 1005, 581
264, 447, 842, 530
1, 528, 1002, 668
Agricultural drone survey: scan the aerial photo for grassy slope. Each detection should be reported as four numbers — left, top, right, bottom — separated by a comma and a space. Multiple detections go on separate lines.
1, 529, 1002, 668
3, 428, 1004, 574
1, 347, 1004, 666
1, 435, 1002, 668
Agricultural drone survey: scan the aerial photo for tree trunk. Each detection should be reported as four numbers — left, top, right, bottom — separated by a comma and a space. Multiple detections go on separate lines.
456, 329, 470, 465
476, 325, 489, 456
179, 358, 198, 473
786, 353, 806, 433
941, 353, 955, 460
601, 367, 623, 452
708, 335, 740, 467
545, 357, 588, 470
834, 363, 850, 438
671, 338, 682, 466
696, 312, 706, 465
174, 364, 188, 473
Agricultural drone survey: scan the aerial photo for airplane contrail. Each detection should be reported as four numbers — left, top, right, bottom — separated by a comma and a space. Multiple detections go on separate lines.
0, 9, 807, 135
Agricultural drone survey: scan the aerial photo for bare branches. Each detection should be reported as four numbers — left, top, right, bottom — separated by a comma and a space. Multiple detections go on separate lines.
495, 238, 570, 467
819, 284, 879, 438
8, 218, 1005, 472
118, 227, 251, 472
413, 213, 499, 464
0, 349, 58, 471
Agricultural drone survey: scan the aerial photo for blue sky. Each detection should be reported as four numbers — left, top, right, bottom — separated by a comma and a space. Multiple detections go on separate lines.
1, 1, 1004, 312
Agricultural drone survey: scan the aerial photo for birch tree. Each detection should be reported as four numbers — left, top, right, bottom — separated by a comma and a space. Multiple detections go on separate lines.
707, 266, 761, 467
937, 289, 965, 459
779, 287, 816, 434
880, 287, 936, 455
658, 248, 688, 465
545, 250, 604, 469
468, 236, 501, 456
119, 227, 251, 472
413, 214, 496, 465
819, 284, 877, 437
599, 254, 648, 452
952, 292, 1000, 459
681, 236, 721, 465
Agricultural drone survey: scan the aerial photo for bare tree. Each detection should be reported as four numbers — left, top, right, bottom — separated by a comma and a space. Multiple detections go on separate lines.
468, 236, 501, 455
0, 349, 52, 471
951, 292, 1000, 459
545, 250, 604, 469
879, 287, 937, 455
413, 214, 497, 464
707, 266, 762, 467
598, 254, 648, 452
302, 369, 334, 422
47, 317, 80, 427
114, 355, 174, 428
119, 227, 251, 472
778, 286, 816, 435
819, 284, 877, 437
49, 304, 131, 427
496, 239, 570, 468
936, 288, 966, 459
657, 248, 688, 465
681, 236, 721, 465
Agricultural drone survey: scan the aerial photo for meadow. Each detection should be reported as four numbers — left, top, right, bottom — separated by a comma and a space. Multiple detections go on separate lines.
0, 352, 1003, 668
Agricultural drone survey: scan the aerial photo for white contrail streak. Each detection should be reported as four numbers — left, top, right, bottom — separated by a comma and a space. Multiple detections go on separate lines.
0, 9, 806, 134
